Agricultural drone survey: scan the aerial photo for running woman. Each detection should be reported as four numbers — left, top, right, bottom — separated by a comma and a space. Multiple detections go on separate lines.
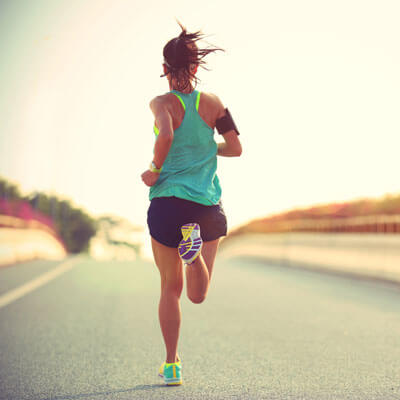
141, 23, 242, 386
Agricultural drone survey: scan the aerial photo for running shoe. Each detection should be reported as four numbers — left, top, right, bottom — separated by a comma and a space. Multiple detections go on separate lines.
178, 223, 203, 264
159, 360, 182, 385
158, 356, 180, 377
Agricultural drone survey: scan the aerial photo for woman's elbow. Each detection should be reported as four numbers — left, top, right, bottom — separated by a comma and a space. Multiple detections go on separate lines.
234, 143, 242, 157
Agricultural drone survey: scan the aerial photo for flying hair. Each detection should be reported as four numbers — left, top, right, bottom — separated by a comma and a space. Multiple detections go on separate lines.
161, 21, 224, 91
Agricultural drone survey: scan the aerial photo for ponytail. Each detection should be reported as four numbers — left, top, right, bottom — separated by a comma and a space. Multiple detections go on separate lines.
162, 22, 224, 91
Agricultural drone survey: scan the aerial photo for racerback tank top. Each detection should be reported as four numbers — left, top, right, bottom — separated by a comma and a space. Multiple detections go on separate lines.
149, 90, 222, 205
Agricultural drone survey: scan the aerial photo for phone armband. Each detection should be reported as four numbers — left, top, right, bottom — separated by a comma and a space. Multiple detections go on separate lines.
215, 108, 240, 135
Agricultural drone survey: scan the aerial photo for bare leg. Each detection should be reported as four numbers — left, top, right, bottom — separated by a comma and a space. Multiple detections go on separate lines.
151, 238, 183, 363
186, 239, 220, 304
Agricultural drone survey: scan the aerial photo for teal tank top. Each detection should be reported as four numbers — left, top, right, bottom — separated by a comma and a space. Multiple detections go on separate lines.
149, 90, 221, 205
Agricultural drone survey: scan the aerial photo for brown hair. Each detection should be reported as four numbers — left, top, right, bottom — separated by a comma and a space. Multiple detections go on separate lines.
162, 22, 224, 91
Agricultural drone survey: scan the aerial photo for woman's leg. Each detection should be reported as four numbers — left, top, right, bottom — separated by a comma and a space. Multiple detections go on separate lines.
151, 238, 183, 363
185, 239, 220, 304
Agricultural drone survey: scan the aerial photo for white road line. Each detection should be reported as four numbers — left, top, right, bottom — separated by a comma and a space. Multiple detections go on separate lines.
0, 257, 81, 309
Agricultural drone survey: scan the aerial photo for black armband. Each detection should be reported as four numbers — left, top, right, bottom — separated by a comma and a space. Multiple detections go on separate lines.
216, 108, 240, 135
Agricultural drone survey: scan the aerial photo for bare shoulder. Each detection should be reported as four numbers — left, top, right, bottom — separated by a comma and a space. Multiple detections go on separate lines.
149, 94, 169, 111
150, 93, 181, 115
200, 92, 224, 107
199, 92, 226, 119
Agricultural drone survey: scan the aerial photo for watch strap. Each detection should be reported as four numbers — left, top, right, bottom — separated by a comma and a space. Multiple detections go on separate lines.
149, 162, 162, 173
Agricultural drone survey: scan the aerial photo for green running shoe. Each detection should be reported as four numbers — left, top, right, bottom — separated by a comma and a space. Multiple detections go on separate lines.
159, 360, 182, 385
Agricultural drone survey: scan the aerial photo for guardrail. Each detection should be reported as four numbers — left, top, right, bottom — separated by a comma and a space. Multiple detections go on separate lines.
220, 232, 400, 285
236, 214, 400, 235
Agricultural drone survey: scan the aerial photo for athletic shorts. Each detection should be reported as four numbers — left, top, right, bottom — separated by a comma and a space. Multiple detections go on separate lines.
147, 196, 228, 248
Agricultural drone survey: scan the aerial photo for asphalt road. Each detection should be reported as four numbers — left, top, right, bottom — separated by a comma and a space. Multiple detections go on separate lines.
0, 254, 399, 400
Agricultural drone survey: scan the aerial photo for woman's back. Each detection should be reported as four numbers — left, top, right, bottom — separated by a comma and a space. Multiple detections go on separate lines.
154, 90, 225, 131
150, 90, 223, 205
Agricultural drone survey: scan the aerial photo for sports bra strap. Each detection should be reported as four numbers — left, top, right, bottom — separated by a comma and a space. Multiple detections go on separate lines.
171, 93, 186, 110
171, 91, 201, 111
153, 91, 202, 136
195, 91, 201, 111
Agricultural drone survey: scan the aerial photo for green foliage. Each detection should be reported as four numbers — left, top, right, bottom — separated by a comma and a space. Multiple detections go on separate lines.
0, 178, 21, 200
58, 208, 97, 253
0, 176, 97, 254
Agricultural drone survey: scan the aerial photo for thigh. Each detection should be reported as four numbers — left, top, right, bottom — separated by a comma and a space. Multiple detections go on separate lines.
151, 237, 183, 291
148, 198, 183, 248
201, 239, 220, 279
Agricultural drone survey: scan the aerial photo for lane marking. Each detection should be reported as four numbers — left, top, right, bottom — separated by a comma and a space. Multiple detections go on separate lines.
0, 257, 81, 310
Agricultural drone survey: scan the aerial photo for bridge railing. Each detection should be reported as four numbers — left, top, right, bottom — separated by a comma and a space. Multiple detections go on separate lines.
243, 214, 400, 235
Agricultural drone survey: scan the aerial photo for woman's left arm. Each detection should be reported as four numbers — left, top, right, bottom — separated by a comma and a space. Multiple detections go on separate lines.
141, 97, 174, 187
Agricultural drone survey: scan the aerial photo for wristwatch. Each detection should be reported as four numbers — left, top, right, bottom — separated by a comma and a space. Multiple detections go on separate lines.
149, 161, 162, 173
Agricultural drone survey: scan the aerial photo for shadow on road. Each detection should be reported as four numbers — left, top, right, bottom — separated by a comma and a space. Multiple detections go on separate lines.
41, 383, 179, 400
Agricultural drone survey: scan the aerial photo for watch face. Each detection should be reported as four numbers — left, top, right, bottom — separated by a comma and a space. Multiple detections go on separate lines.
150, 162, 161, 172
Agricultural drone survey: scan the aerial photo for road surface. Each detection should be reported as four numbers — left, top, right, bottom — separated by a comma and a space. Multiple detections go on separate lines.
0, 254, 399, 399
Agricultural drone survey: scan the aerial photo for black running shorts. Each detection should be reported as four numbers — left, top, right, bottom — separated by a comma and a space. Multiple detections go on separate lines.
147, 196, 228, 248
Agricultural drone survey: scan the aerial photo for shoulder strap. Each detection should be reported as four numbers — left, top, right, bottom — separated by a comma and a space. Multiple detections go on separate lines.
171, 92, 186, 111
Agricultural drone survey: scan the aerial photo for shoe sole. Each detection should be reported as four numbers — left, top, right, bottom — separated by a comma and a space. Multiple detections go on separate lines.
159, 374, 183, 385
178, 223, 202, 264
165, 379, 183, 385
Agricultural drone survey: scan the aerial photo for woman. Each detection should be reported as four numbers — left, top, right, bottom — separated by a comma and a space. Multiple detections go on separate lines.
141, 23, 242, 386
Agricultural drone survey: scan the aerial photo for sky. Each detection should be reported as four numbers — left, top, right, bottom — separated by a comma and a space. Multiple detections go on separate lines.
1, 0, 399, 232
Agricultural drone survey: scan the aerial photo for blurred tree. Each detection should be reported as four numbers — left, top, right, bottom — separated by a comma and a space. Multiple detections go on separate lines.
1, 176, 97, 253
0, 177, 21, 200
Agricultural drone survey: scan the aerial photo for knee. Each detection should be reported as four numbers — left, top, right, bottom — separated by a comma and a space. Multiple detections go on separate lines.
163, 279, 183, 298
188, 294, 206, 304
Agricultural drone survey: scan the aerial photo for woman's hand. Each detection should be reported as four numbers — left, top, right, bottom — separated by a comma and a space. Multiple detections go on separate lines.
141, 169, 160, 187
